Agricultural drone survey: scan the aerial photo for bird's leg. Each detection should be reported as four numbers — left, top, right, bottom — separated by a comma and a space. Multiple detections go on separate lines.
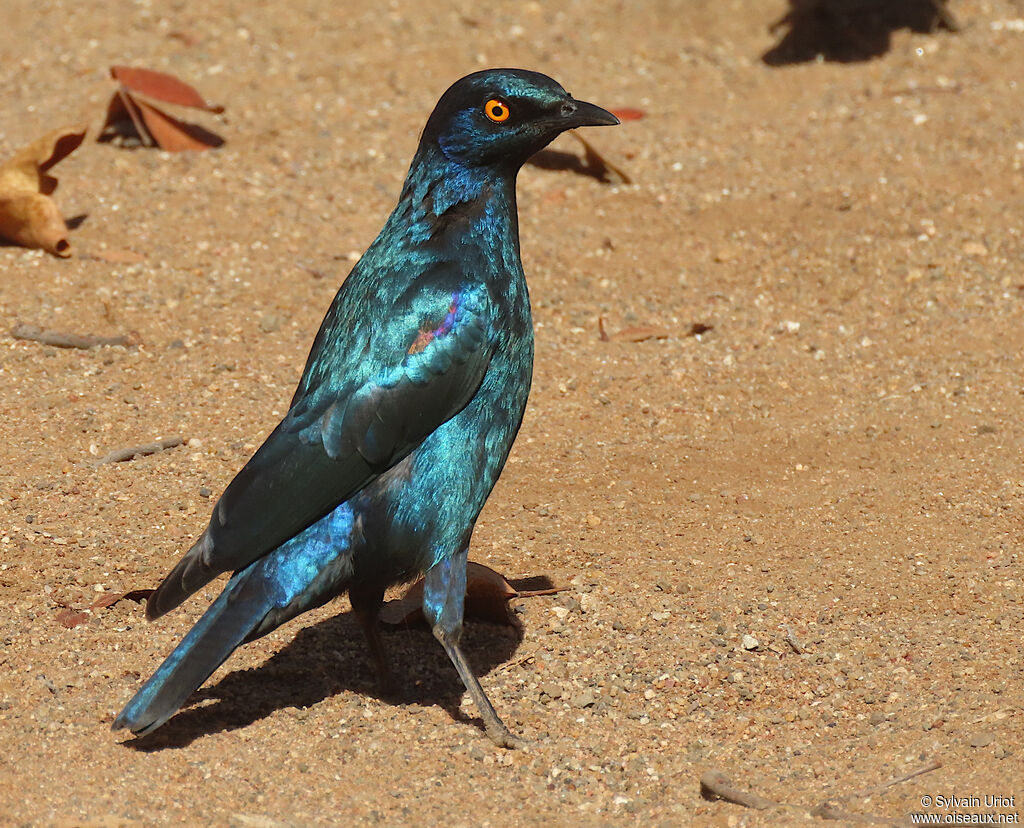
423, 548, 522, 748
348, 581, 395, 696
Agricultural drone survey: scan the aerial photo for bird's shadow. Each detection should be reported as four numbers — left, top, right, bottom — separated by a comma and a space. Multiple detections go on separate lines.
763, 1, 959, 65
527, 145, 630, 185
527, 148, 604, 180
121, 590, 535, 751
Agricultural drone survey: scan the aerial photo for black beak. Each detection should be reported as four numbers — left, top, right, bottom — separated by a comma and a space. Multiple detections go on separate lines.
562, 98, 620, 128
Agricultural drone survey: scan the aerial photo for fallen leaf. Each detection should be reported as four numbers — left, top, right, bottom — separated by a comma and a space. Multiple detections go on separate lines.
609, 107, 645, 121
381, 562, 523, 628
0, 124, 87, 256
110, 66, 224, 112
101, 66, 225, 151
132, 96, 226, 152
55, 588, 153, 629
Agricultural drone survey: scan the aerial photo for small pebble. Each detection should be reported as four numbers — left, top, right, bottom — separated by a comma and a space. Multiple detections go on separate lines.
970, 732, 995, 748
741, 634, 759, 651
571, 689, 596, 708
540, 682, 562, 700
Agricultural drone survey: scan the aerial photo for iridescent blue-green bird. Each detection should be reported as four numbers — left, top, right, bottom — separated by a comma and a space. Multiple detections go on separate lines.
112, 69, 618, 747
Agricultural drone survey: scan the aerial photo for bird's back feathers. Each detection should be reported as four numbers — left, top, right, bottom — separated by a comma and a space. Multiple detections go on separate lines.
146, 272, 495, 619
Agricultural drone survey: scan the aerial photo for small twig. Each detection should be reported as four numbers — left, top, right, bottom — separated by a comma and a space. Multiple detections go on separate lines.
93, 436, 183, 466
700, 770, 777, 810
495, 648, 539, 673
969, 707, 1013, 724
885, 84, 963, 97
701, 759, 940, 826
855, 760, 942, 799
514, 587, 567, 598
597, 317, 672, 343
11, 322, 135, 349
297, 261, 328, 280
810, 802, 910, 826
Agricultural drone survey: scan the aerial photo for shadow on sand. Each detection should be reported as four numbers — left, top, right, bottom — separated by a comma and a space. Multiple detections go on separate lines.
763, 0, 959, 65
120, 582, 540, 750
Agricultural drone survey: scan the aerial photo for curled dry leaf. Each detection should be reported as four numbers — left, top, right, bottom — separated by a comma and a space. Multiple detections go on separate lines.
380, 562, 522, 628
110, 66, 224, 113
101, 66, 225, 151
0, 124, 87, 256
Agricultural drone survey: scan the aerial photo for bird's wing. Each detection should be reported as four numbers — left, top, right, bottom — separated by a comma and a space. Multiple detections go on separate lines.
146, 280, 493, 618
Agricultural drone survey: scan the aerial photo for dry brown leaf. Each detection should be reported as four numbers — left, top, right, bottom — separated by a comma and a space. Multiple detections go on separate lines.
0, 194, 73, 257
101, 67, 225, 151
54, 588, 153, 629
110, 66, 224, 112
0, 124, 87, 256
380, 562, 522, 628
132, 96, 225, 152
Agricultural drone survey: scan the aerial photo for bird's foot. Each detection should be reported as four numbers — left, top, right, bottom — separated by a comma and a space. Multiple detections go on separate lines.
483, 720, 528, 750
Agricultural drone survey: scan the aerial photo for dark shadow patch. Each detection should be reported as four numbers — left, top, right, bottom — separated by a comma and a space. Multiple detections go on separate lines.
528, 148, 601, 178
120, 604, 524, 751
527, 144, 630, 185
509, 574, 558, 594
763, 0, 959, 65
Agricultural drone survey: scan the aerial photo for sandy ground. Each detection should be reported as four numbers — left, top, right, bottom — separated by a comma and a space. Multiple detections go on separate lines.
1, 0, 1023, 825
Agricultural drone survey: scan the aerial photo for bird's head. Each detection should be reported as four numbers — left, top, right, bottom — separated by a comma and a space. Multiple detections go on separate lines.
419, 69, 619, 172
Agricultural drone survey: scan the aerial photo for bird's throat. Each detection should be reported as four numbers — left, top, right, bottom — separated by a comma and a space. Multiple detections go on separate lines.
398, 146, 520, 253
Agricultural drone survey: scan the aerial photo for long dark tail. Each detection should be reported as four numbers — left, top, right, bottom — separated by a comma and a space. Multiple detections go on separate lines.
145, 529, 220, 621
112, 572, 273, 735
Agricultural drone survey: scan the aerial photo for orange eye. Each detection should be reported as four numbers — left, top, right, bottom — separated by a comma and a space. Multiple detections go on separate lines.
484, 98, 511, 123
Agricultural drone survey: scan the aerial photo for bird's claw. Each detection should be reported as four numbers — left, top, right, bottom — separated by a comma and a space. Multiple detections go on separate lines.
484, 723, 528, 750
